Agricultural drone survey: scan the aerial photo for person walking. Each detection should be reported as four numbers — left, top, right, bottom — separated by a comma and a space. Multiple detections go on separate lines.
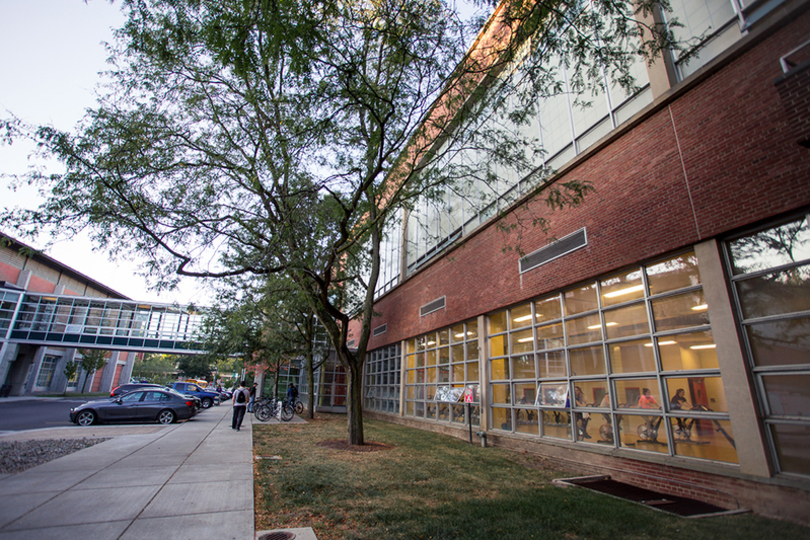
232, 381, 250, 431
248, 382, 258, 413
286, 382, 299, 410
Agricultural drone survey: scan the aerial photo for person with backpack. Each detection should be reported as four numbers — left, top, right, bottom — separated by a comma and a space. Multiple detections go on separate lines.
286, 382, 298, 405
232, 380, 249, 431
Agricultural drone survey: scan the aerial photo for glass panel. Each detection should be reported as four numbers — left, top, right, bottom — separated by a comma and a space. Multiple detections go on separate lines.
426, 350, 436, 366
728, 216, 810, 276
512, 382, 534, 405
511, 329, 534, 354
614, 379, 660, 409
438, 347, 450, 364
605, 303, 649, 339
467, 361, 479, 381
451, 324, 465, 342
761, 374, 810, 417
467, 320, 479, 339
671, 418, 738, 464
451, 344, 464, 362
535, 295, 562, 322
512, 354, 536, 379
438, 328, 449, 346
658, 331, 719, 371
491, 358, 509, 380
425, 332, 438, 348
564, 283, 599, 315
536, 322, 564, 350
736, 266, 810, 319
747, 318, 810, 368
466, 341, 479, 361
616, 414, 669, 453
489, 311, 508, 334
665, 376, 727, 413
493, 407, 512, 431
515, 409, 539, 434
511, 304, 533, 329
569, 346, 605, 376
537, 382, 569, 407
542, 410, 572, 440
537, 349, 567, 378
574, 380, 608, 408
452, 363, 464, 382
566, 313, 602, 345
652, 290, 709, 332
489, 335, 507, 358
608, 338, 657, 373
771, 423, 810, 475
601, 270, 644, 307
646, 251, 701, 295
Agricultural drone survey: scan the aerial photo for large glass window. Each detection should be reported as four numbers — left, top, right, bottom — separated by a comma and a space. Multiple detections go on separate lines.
364, 344, 402, 414
727, 213, 810, 476
405, 320, 480, 426
486, 250, 738, 464
35, 355, 59, 388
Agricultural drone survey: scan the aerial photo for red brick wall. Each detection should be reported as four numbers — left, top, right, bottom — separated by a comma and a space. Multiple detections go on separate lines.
0, 262, 21, 284
364, 9, 810, 350
775, 60, 810, 147
26, 275, 56, 294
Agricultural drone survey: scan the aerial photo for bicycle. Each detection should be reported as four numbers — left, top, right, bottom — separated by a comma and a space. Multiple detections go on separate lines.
253, 396, 277, 422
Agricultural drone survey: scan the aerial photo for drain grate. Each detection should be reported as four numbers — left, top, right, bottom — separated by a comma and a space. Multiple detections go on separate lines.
258, 533, 296, 540
563, 478, 729, 517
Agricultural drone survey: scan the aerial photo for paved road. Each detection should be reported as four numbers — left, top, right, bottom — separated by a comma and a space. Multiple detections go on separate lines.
0, 398, 91, 431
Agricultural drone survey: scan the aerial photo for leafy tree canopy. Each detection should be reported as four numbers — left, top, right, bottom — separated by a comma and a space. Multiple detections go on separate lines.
2, 0, 676, 443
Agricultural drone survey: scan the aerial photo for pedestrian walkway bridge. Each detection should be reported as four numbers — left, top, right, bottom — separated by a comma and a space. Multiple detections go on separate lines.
0, 289, 206, 354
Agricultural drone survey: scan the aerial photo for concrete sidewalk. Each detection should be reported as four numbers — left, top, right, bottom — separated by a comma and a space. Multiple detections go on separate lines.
0, 403, 253, 540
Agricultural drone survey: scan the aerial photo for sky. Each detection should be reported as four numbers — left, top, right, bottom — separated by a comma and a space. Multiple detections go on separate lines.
0, 0, 212, 305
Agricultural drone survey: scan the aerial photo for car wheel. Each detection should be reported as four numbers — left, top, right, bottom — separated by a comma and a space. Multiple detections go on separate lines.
157, 410, 176, 424
76, 410, 96, 426
201, 397, 213, 409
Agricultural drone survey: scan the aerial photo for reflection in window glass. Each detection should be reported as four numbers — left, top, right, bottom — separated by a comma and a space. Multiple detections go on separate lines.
574, 380, 608, 408
601, 270, 644, 306
512, 355, 536, 379
564, 283, 598, 315
511, 329, 534, 354
538, 382, 569, 407
771, 423, 810, 475
729, 216, 810, 276
605, 303, 649, 339
746, 318, 810, 368
542, 410, 572, 440
491, 358, 509, 380
761, 374, 810, 417
570, 346, 606, 376
566, 313, 602, 345
658, 331, 718, 371
489, 311, 507, 335
647, 252, 701, 295
537, 349, 567, 378
652, 290, 710, 332
511, 304, 533, 328
671, 418, 738, 463
535, 296, 562, 321
609, 338, 657, 373
664, 376, 727, 413
536, 323, 565, 350
736, 266, 810, 319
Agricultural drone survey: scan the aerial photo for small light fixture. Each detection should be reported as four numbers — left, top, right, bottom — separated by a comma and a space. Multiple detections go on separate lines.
690, 344, 716, 350
645, 340, 677, 347
603, 284, 644, 299
513, 314, 533, 322
691, 304, 708, 311
517, 337, 534, 343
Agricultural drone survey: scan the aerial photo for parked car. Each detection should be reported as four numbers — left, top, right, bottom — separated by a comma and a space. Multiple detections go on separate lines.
70, 388, 197, 426
110, 383, 164, 397
166, 387, 202, 409
168, 382, 221, 409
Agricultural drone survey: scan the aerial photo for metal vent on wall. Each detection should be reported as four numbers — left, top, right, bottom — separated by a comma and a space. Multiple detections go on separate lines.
347, 339, 355, 348
373, 324, 387, 336
519, 228, 587, 274
420, 296, 446, 317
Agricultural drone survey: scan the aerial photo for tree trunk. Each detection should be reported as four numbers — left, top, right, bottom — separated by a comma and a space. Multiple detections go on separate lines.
343, 353, 365, 445
306, 358, 315, 420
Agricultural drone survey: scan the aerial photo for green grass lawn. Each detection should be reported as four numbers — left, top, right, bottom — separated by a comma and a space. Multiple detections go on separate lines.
253, 415, 808, 540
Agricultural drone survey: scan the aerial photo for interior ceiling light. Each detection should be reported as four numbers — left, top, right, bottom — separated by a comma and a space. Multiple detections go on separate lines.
691, 304, 708, 311
645, 340, 677, 347
517, 337, 534, 343
587, 322, 618, 329
603, 284, 644, 298
513, 314, 533, 322
690, 344, 716, 350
